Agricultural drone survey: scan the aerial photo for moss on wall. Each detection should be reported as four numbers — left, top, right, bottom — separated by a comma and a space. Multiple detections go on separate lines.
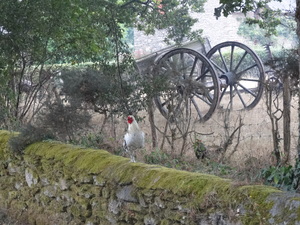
0, 130, 299, 224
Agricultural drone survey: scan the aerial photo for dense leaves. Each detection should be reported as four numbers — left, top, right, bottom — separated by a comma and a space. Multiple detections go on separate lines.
0, 0, 206, 64
60, 66, 145, 115
238, 16, 297, 46
215, 0, 292, 36
0, 0, 206, 129
261, 160, 300, 192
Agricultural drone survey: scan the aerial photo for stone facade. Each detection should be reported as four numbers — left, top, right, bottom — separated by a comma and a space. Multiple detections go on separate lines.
134, 0, 249, 59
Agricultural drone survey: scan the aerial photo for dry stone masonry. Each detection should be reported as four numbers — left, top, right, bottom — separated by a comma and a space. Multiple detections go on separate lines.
0, 130, 300, 224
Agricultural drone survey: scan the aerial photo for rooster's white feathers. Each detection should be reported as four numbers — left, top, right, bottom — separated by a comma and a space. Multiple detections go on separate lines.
123, 115, 145, 162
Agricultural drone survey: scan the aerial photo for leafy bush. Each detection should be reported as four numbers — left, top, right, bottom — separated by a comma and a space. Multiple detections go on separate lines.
38, 100, 91, 142
261, 160, 300, 191
144, 149, 195, 171
206, 161, 234, 176
193, 139, 207, 159
144, 149, 171, 165
60, 66, 147, 116
9, 124, 54, 154
71, 132, 104, 149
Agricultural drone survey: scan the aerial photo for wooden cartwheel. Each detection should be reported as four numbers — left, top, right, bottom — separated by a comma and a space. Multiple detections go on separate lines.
152, 41, 265, 123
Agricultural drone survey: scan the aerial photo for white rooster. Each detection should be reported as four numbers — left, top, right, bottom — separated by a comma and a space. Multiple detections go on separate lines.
123, 115, 145, 162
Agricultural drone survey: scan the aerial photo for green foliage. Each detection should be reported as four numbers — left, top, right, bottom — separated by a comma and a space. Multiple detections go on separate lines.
60, 66, 146, 116
143, 148, 235, 175
214, 0, 256, 18
268, 49, 299, 90
193, 139, 207, 159
144, 149, 170, 164
0, 0, 207, 128
215, 0, 292, 36
261, 160, 300, 191
9, 124, 54, 154
202, 161, 234, 176
128, 0, 206, 44
71, 132, 104, 149
275, 49, 299, 73
38, 100, 92, 142
144, 149, 193, 170
238, 16, 296, 46
0, 0, 206, 65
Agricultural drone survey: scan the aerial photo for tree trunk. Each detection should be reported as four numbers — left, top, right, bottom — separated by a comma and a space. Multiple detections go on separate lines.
283, 74, 291, 164
265, 86, 281, 165
147, 100, 157, 148
296, 0, 300, 159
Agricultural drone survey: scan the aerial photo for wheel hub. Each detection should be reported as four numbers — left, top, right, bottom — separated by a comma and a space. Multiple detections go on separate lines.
220, 71, 237, 85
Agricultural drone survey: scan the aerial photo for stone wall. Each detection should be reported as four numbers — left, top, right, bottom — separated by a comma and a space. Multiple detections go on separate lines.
0, 130, 300, 225
134, 0, 250, 59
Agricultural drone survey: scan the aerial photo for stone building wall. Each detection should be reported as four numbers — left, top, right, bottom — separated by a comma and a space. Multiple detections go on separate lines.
1, 130, 300, 224
133, 0, 250, 59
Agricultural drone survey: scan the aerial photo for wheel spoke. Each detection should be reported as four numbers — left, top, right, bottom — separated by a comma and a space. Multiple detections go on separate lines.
236, 64, 258, 78
220, 85, 228, 100
191, 97, 203, 120
154, 48, 220, 122
236, 82, 257, 97
206, 41, 265, 110
218, 48, 229, 72
229, 85, 235, 109
180, 52, 185, 78
209, 60, 226, 74
234, 51, 248, 72
233, 84, 247, 108
200, 62, 219, 83
230, 45, 234, 71
165, 58, 173, 71
159, 61, 168, 72
192, 92, 212, 106
195, 65, 211, 82
195, 63, 210, 80
239, 78, 260, 82
190, 57, 198, 77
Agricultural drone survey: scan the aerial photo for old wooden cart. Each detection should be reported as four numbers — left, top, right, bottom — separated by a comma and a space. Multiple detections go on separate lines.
136, 40, 265, 122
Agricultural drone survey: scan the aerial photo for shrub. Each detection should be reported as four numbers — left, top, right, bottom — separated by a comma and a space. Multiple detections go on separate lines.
144, 149, 195, 171
60, 66, 146, 116
38, 101, 91, 142
71, 132, 104, 149
261, 160, 300, 191
9, 124, 54, 154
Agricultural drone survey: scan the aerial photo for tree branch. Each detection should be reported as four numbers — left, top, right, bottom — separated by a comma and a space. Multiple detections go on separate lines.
121, 0, 152, 8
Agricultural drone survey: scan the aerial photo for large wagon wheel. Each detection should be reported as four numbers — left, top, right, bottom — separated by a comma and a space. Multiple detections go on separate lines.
153, 48, 220, 123
206, 41, 265, 110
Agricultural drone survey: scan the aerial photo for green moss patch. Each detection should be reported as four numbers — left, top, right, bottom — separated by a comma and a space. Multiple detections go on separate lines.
24, 139, 280, 207
0, 130, 15, 158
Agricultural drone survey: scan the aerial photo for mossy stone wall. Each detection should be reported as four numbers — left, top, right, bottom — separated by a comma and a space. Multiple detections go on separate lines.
0, 130, 300, 225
